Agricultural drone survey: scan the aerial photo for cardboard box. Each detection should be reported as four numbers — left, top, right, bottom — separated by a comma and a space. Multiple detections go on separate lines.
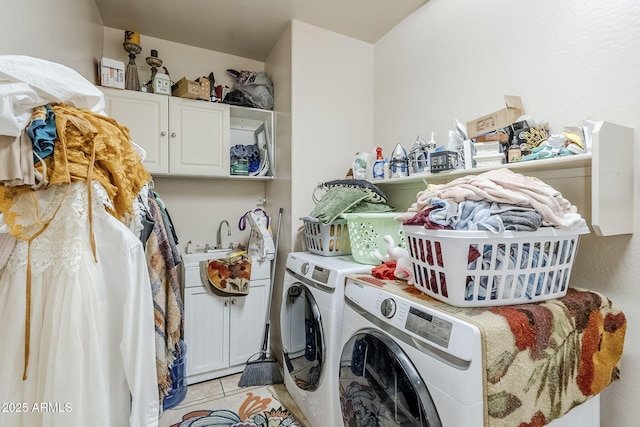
99, 57, 125, 89
172, 77, 210, 100
466, 96, 524, 139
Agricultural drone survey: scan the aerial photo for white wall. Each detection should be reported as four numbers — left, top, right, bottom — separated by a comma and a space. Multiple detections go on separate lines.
290, 20, 375, 249
1, 0, 103, 80
102, 26, 264, 92
374, 1, 640, 426
263, 25, 292, 361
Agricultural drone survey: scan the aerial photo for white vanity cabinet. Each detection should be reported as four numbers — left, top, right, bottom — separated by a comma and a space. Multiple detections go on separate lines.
100, 87, 274, 179
100, 87, 229, 177
181, 255, 271, 384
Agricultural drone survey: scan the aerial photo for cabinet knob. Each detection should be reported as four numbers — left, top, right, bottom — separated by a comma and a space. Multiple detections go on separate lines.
171, 132, 177, 138
224, 301, 229, 307
231, 299, 236, 305
161, 131, 167, 136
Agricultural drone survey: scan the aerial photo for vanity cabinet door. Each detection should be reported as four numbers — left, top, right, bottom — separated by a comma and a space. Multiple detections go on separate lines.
228, 279, 269, 367
184, 286, 229, 380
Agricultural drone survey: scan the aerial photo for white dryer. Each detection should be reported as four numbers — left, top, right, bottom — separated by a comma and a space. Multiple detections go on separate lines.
280, 252, 372, 427
339, 277, 600, 426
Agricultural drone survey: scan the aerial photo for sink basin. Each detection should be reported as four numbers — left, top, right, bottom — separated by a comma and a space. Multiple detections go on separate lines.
181, 249, 232, 265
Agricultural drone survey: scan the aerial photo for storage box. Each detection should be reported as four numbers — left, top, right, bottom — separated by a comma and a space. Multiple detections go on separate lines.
172, 77, 210, 100
466, 96, 524, 139
473, 141, 502, 155
341, 213, 405, 265
152, 73, 171, 95
302, 217, 351, 256
429, 150, 459, 172
99, 57, 125, 89
473, 152, 505, 167
402, 225, 589, 307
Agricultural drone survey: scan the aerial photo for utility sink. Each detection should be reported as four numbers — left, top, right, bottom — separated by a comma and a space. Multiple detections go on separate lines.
181, 248, 232, 266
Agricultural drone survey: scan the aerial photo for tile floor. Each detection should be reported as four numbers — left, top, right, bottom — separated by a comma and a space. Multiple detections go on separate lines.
159, 372, 310, 426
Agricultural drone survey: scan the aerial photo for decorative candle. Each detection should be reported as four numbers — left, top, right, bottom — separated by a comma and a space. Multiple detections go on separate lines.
124, 31, 140, 46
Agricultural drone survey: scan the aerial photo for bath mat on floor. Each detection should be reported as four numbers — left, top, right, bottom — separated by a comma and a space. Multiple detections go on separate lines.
166, 387, 306, 427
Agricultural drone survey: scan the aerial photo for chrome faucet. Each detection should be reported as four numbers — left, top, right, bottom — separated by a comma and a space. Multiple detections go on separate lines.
216, 220, 231, 249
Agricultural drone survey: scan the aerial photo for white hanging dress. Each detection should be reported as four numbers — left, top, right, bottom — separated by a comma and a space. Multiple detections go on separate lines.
0, 181, 159, 426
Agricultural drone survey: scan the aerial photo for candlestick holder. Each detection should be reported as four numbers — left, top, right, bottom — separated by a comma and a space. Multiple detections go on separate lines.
146, 49, 163, 83
123, 41, 142, 91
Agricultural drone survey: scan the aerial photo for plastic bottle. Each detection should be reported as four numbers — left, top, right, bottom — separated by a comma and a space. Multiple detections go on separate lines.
383, 158, 390, 179
372, 147, 385, 179
426, 132, 437, 172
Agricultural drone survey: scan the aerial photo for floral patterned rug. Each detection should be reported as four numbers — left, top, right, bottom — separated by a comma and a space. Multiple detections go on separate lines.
165, 386, 306, 427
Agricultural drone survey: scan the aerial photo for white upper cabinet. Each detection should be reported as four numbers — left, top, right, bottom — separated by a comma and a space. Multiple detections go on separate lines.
168, 96, 229, 177
100, 88, 273, 179
101, 87, 169, 174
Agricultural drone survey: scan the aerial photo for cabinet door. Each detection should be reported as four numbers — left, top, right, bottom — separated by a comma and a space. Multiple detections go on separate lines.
184, 287, 229, 378
100, 88, 169, 174
228, 280, 269, 367
168, 97, 230, 176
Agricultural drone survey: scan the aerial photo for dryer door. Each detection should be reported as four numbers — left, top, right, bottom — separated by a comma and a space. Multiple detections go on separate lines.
281, 280, 324, 391
339, 329, 442, 427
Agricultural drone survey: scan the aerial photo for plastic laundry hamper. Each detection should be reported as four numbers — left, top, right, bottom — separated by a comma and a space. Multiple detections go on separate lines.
341, 213, 406, 265
302, 217, 351, 256
402, 225, 589, 307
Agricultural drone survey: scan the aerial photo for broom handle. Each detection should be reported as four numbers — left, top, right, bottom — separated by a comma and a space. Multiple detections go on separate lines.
261, 207, 283, 352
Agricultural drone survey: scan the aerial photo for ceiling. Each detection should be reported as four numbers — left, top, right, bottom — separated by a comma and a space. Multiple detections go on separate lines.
94, 0, 427, 61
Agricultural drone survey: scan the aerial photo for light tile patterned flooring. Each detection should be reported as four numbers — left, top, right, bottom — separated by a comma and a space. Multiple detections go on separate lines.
159, 372, 309, 426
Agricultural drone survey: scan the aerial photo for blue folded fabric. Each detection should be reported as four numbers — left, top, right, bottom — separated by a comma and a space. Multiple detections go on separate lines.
28, 105, 57, 163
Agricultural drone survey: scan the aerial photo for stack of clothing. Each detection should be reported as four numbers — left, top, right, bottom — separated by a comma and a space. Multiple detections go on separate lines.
397, 168, 586, 232
307, 179, 394, 224
0, 55, 183, 424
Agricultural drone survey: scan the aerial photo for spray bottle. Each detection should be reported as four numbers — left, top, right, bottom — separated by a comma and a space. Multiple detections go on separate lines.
372, 147, 385, 179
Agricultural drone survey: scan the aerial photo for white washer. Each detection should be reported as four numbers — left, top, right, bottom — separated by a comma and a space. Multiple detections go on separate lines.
280, 252, 372, 427
339, 277, 600, 426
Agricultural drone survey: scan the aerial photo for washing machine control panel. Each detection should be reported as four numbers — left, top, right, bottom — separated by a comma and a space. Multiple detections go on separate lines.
297, 261, 330, 284
380, 298, 397, 318
405, 306, 453, 348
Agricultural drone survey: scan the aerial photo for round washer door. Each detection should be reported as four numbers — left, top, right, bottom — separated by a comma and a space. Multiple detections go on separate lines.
339, 329, 442, 427
281, 280, 324, 391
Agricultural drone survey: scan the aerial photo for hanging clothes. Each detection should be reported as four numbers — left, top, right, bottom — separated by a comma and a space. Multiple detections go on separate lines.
145, 194, 183, 401
0, 56, 166, 426
0, 182, 159, 426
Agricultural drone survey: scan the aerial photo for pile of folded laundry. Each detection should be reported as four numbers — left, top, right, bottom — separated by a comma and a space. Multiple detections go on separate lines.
396, 168, 586, 232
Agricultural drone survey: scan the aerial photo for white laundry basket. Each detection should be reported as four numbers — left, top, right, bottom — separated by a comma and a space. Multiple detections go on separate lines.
402, 225, 589, 307
342, 213, 405, 265
301, 217, 351, 256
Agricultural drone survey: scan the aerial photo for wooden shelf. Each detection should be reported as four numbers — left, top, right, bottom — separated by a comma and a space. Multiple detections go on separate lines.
372, 121, 634, 237
371, 153, 592, 185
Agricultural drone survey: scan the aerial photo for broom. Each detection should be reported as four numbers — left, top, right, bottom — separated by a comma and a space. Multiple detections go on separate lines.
238, 207, 284, 387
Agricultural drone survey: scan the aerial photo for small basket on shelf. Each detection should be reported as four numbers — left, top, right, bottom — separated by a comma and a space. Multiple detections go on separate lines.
402, 225, 589, 307
301, 217, 351, 256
